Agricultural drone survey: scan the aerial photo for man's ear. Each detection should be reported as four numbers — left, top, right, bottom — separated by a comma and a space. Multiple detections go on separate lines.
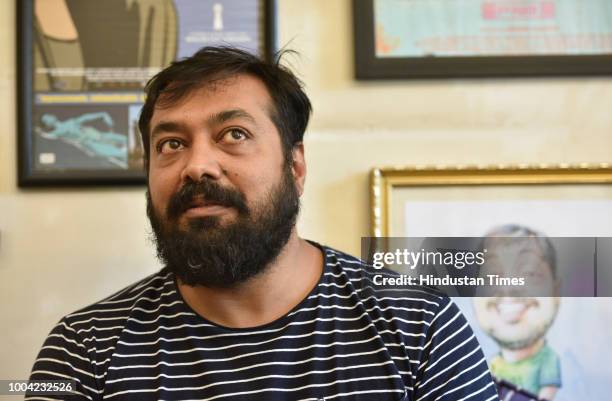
291, 143, 306, 196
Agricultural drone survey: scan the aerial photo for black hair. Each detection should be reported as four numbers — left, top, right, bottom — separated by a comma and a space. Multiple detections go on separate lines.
481, 224, 557, 279
138, 46, 312, 170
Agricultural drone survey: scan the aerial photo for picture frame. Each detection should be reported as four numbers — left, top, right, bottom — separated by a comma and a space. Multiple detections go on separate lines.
353, 0, 612, 79
370, 164, 612, 400
370, 164, 612, 237
17, 0, 276, 186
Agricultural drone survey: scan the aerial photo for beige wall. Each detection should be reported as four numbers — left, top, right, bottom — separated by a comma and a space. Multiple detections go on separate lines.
1, 0, 610, 383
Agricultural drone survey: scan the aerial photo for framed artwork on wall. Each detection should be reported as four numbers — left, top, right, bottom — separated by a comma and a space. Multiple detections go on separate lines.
354, 0, 612, 79
17, 0, 276, 186
369, 163, 612, 400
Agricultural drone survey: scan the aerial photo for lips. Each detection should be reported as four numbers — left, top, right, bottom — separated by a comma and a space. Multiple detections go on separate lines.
180, 197, 233, 219
489, 298, 538, 324
186, 197, 224, 211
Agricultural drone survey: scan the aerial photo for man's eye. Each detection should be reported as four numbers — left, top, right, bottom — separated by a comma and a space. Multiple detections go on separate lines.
221, 128, 248, 143
158, 139, 184, 154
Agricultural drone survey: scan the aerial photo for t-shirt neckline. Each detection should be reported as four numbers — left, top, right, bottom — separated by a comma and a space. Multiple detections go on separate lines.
169, 240, 331, 333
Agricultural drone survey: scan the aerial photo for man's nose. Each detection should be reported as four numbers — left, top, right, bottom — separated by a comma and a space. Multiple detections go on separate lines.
180, 139, 223, 183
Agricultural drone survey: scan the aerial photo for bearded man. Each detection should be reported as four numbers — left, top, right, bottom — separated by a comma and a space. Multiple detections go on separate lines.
28, 46, 499, 401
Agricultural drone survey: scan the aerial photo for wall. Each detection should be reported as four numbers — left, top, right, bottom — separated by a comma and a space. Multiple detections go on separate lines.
1, 0, 611, 383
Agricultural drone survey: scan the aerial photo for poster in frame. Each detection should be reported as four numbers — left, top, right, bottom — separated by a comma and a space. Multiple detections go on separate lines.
17, 0, 276, 186
369, 163, 612, 400
354, 0, 612, 79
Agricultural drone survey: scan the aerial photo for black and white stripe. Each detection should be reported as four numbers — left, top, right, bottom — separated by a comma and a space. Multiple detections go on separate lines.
28, 244, 499, 400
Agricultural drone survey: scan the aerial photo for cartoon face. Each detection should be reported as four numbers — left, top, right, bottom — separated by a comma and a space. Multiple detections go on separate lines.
474, 236, 560, 350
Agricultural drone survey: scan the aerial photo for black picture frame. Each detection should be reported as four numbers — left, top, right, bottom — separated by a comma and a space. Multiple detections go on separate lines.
17, 0, 277, 187
353, 0, 612, 80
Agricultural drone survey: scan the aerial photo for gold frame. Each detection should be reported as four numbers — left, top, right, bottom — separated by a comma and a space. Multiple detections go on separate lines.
370, 163, 612, 237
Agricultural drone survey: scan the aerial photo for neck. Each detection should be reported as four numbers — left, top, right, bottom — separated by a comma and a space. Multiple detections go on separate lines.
176, 230, 323, 328
500, 338, 545, 362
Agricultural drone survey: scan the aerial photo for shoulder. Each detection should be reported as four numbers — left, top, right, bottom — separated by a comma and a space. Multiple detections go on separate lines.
319, 245, 500, 399
322, 245, 447, 301
539, 343, 560, 359
60, 268, 175, 335
29, 269, 176, 397
320, 244, 452, 323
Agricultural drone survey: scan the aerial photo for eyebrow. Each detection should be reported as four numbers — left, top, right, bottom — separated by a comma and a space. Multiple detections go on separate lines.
150, 121, 188, 141
150, 108, 258, 142
209, 109, 257, 126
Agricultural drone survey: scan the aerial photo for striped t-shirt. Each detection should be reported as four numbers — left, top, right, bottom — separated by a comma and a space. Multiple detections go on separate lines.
29, 245, 500, 401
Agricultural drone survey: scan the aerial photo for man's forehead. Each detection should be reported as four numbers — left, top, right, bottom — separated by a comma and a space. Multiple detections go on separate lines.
148, 75, 281, 145
156, 74, 272, 108
150, 74, 275, 129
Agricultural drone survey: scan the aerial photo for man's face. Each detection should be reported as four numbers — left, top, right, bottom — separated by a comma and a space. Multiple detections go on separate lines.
146, 74, 304, 288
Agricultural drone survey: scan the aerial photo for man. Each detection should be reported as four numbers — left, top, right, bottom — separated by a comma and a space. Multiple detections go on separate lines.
473, 225, 561, 400
29, 47, 499, 400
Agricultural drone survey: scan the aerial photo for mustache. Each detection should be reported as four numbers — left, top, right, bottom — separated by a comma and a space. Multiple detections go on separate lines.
166, 179, 249, 220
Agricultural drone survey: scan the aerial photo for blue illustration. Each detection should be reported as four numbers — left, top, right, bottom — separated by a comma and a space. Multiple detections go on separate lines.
38, 112, 128, 168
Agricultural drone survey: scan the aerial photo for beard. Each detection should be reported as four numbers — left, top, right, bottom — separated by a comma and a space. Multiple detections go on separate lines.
146, 164, 300, 288
474, 297, 559, 351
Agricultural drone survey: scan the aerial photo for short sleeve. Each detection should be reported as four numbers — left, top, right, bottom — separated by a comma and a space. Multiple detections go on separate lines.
413, 298, 500, 401
26, 318, 101, 400
538, 347, 562, 388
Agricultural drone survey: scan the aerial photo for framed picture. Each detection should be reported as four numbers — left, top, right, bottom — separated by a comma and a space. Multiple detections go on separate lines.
353, 0, 612, 79
17, 0, 276, 186
369, 163, 612, 401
